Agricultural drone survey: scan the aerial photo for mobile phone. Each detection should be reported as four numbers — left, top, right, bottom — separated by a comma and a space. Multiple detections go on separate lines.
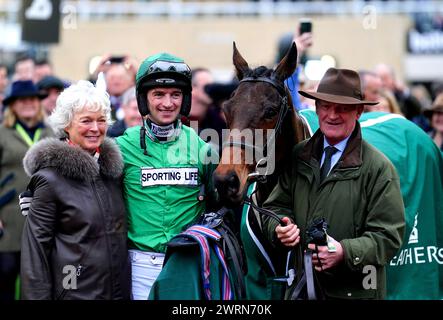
299, 19, 312, 35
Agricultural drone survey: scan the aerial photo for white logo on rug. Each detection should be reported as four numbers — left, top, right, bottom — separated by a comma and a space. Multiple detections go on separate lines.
408, 212, 419, 245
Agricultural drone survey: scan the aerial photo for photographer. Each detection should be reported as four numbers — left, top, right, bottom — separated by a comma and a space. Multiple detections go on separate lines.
275, 19, 313, 111
91, 54, 138, 121
263, 68, 405, 300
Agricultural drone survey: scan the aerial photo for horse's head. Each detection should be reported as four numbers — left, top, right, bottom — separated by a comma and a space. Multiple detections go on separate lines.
213, 42, 305, 207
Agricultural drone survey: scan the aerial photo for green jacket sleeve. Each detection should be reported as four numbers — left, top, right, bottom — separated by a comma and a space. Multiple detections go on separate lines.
201, 142, 219, 211
340, 162, 405, 272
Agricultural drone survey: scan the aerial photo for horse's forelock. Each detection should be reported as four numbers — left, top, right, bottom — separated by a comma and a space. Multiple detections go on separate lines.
246, 66, 273, 79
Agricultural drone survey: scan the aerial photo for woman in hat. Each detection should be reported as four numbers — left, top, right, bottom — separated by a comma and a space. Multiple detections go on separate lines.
0, 80, 53, 300
19, 80, 130, 300
425, 93, 443, 152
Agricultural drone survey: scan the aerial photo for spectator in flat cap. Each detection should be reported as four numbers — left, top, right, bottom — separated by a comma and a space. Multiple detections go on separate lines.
37, 75, 68, 115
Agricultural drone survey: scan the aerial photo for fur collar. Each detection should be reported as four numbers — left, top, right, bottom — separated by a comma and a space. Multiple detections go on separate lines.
23, 137, 124, 180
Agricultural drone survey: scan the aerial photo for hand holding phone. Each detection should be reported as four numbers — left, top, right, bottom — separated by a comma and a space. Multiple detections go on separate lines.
299, 18, 312, 35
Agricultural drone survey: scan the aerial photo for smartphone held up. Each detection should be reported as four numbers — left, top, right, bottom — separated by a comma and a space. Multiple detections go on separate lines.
299, 18, 312, 35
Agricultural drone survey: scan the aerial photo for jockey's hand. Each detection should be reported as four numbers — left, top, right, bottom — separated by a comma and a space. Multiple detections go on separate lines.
275, 217, 300, 247
308, 236, 344, 272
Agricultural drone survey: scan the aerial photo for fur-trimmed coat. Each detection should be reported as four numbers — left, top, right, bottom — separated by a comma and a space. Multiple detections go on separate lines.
20, 138, 130, 300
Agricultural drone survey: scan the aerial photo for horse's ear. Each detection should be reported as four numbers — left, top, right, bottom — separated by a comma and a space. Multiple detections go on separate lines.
273, 42, 298, 82
233, 42, 250, 80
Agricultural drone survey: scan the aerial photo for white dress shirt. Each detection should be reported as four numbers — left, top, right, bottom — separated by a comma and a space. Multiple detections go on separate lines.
320, 136, 350, 177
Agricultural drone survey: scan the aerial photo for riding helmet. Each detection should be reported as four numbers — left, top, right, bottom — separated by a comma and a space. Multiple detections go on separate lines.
135, 53, 192, 117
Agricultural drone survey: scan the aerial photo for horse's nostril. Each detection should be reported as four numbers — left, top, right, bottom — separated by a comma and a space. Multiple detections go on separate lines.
213, 171, 240, 198
227, 174, 239, 191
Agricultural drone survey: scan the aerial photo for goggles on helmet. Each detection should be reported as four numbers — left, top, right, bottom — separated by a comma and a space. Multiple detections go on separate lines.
148, 60, 191, 78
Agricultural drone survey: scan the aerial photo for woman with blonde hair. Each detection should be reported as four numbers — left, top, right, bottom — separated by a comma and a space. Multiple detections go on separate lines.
366, 89, 403, 115
20, 80, 130, 299
0, 80, 52, 300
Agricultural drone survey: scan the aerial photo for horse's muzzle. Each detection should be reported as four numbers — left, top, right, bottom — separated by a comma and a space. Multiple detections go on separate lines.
213, 170, 242, 207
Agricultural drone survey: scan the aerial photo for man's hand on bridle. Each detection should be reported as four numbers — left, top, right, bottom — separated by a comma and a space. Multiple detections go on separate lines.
275, 216, 300, 247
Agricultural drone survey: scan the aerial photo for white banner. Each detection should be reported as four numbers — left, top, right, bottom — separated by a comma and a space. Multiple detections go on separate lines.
140, 167, 199, 187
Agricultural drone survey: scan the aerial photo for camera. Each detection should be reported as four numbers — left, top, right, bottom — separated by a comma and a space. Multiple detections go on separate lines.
299, 18, 312, 35
306, 217, 328, 246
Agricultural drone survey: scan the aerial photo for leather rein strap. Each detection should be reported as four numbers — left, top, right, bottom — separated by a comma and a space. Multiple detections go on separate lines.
289, 249, 318, 300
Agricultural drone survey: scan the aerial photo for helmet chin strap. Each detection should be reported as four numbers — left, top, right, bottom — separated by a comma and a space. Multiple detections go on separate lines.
140, 118, 149, 156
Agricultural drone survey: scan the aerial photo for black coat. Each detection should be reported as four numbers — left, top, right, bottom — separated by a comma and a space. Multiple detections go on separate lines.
20, 138, 130, 300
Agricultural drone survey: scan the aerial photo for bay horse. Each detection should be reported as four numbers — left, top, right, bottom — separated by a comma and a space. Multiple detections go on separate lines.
213, 42, 309, 208
211, 42, 310, 299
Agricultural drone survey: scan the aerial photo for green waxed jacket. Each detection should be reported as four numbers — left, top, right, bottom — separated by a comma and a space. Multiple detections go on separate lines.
0, 124, 53, 252
116, 124, 218, 253
263, 122, 405, 299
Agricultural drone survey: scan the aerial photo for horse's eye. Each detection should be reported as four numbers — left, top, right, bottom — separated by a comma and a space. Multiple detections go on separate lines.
264, 108, 278, 119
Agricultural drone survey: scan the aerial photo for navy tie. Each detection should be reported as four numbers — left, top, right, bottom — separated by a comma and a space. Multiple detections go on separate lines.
320, 146, 338, 182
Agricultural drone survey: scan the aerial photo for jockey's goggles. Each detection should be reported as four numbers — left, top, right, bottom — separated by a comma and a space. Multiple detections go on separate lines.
148, 60, 191, 77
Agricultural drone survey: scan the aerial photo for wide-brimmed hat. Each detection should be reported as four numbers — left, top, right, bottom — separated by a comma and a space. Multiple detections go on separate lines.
424, 93, 443, 118
299, 68, 378, 105
3, 80, 48, 106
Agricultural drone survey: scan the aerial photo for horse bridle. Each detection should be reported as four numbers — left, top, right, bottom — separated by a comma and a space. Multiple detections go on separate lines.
222, 75, 291, 178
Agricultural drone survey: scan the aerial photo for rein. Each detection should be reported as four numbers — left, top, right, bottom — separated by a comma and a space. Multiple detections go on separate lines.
242, 185, 284, 226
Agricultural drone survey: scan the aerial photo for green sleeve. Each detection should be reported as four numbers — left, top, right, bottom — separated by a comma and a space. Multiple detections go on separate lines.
201, 142, 219, 211
340, 162, 405, 272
